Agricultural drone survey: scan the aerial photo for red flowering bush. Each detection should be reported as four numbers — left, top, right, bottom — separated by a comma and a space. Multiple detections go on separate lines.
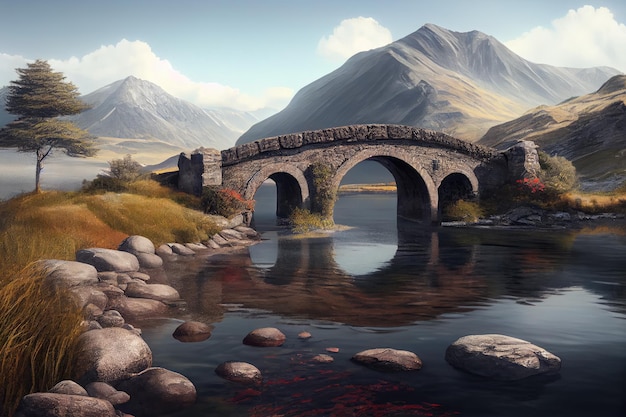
201, 187, 255, 218
516, 177, 546, 194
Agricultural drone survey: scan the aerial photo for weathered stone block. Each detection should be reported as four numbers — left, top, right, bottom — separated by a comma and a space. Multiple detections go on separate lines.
367, 124, 388, 140
387, 125, 413, 139
237, 142, 259, 159
279, 133, 303, 148
258, 137, 281, 152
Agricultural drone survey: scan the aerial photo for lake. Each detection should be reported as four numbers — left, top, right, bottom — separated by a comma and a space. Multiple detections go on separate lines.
137, 187, 625, 417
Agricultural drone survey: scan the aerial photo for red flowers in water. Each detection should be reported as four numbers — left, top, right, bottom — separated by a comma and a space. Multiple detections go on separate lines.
230, 370, 458, 417
516, 177, 545, 194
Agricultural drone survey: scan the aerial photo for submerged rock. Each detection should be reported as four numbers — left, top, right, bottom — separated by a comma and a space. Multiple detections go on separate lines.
215, 361, 262, 384
243, 327, 286, 347
352, 348, 423, 372
116, 367, 197, 416
173, 321, 212, 342
445, 334, 561, 380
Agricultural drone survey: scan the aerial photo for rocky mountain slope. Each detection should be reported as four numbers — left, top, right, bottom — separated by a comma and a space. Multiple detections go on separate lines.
479, 75, 626, 189
71, 76, 254, 151
237, 24, 619, 145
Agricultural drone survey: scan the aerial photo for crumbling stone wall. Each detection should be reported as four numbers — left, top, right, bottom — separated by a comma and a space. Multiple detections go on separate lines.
177, 148, 222, 195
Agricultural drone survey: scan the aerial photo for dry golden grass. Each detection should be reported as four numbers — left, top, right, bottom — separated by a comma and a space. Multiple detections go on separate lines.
0, 183, 219, 416
559, 191, 626, 214
0, 265, 84, 416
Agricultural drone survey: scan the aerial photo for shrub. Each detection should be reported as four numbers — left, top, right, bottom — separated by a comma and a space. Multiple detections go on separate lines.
289, 207, 335, 233
108, 154, 144, 182
443, 200, 484, 222
201, 187, 254, 218
81, 155, 146, 193
538, 151, 578, 194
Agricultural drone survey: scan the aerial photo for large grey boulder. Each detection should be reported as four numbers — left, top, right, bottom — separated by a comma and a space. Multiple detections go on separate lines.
118, 235, 156, 256
445, 334, 561, 380
38, 260, 99, 290
76, 248, 140, 273
73, 327, 152, 385
15, 393, 116, 417
116, 367, 197, 416
118, 235, 163, 268
124, 282, 180, 302
352, 348, 423, 372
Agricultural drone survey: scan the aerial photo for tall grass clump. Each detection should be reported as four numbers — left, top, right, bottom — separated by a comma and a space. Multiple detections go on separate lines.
0, 265, 83, 416
443, 200, 484, 222
289, 207, 335, 233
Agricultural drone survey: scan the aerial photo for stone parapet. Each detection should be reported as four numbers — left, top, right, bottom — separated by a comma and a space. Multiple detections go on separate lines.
221, 124, 500, 166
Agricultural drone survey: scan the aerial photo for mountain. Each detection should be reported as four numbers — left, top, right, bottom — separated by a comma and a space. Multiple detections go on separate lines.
237, 24, 620, 145
479, 75, 626, 190
70, 76, 255, 151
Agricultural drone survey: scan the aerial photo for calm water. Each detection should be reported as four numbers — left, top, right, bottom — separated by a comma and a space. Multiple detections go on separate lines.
138, 188, 626, 417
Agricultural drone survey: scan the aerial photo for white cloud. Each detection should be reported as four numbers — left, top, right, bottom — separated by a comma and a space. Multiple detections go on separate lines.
1, 40, 293, 111
317, 17, 393, 62
0, 53, 29, 88
505, 6, 626, 72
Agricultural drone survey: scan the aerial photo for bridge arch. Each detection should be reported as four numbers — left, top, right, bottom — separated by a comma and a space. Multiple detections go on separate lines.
333, 148, 438, 223
244, 163, 310, 219
437, 170, 479, 220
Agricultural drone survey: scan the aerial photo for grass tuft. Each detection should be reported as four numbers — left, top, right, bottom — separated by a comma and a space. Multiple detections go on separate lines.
0, 265, 83, 416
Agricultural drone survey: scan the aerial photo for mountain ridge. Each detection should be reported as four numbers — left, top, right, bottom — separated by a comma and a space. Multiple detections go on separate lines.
237, 24, 620, 145
479, 74, 626, 189
72, 76, 253, 150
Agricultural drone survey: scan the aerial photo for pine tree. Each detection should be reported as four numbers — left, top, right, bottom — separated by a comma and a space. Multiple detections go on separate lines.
0, 59, 96, 193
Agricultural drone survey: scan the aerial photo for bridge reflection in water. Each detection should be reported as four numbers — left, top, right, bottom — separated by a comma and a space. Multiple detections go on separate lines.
159, 217, 626, 331
165, 223, 493, 328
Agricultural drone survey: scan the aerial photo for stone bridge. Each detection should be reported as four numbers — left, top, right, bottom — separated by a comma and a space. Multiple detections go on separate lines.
178, 124, 538, 224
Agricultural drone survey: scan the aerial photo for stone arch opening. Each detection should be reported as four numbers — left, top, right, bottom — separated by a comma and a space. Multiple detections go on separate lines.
438, 172, 477, 221
334, 151, 437, 224
244, 164, 310, 223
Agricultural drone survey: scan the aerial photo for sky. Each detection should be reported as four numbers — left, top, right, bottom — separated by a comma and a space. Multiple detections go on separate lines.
1, 0, 625, 113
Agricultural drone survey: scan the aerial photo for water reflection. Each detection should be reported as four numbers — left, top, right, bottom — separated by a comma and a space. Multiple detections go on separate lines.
148, 193, 626, 417
162, 222, 626, 328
